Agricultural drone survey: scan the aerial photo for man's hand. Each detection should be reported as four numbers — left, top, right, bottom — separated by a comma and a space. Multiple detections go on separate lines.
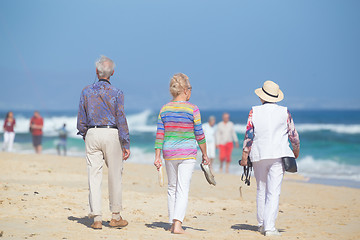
235, 142, 240, 148
123, 148, 130, 160
154, 157, 162, 170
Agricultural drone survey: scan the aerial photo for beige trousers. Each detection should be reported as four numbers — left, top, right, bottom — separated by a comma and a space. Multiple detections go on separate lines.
85, 128, 123, 217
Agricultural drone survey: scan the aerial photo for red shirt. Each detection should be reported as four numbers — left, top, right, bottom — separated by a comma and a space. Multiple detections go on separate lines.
30, 116, 44, 136
3, 119, 16, 132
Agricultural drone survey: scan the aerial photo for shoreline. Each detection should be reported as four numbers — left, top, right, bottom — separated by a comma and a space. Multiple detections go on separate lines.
1, 152, 359, 239
14, 150, 360, 189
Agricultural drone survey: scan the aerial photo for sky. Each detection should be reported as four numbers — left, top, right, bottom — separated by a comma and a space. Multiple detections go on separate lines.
0, 0, 359, 111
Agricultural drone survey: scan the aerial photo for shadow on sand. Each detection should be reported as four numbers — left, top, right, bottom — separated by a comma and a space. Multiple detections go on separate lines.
231, 224, 285, 234
68, 216, 93, 229
231, 224, 259, 232
145, 221, 206, 232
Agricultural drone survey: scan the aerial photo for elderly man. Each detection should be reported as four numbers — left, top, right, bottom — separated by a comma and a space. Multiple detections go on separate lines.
216, 113, 239, 173
77, 56, 130, 230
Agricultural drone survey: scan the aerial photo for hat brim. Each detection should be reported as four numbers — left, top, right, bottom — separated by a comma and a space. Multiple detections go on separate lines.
255, 88, 284, 103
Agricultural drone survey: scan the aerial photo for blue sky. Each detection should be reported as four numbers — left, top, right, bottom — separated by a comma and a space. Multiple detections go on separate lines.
0, 0, 359, 111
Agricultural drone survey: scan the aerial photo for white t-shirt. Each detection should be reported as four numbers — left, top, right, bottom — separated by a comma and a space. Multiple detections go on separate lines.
202, 122, 216, 144
216, 121, 238, 145
202, 122, 217, 158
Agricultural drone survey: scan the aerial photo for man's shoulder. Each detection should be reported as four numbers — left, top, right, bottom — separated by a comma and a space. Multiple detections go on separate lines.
112, 86, 124, 95
105, 83, 123, 96
81, 84, 93, 94
81, 83, 123, 95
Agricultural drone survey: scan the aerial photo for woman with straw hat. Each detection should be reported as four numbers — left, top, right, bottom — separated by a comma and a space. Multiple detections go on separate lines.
240, 80, 300, 236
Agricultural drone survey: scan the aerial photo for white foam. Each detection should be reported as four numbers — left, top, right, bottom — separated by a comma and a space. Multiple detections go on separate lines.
2, 110, 359, 136
127, 109, 157, 133
0, 110, 157, 137
297, 156, 360, 182
296, 124, 360, 134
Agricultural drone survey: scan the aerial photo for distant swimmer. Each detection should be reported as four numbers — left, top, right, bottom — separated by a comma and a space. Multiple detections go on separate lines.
30, 111, 44, 154
56, 123, 68, 156
2, 111, 16, 152
202, 116, 217, 170
216, 112, 239, 173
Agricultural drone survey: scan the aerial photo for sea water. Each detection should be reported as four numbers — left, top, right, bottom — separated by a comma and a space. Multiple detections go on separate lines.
1, 109, 359, 188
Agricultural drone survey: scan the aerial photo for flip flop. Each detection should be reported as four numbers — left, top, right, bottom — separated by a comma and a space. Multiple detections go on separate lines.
200, 163, 216, 186
158, 165, 165, 187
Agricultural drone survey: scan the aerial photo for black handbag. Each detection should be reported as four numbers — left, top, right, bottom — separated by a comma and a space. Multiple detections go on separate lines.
282, 157, 297, 173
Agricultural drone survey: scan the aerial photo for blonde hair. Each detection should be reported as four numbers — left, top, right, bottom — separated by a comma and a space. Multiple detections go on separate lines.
169, 73, 190, 98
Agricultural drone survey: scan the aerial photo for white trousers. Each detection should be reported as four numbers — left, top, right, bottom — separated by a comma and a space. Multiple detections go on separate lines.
3, 131, 15, 152
165, 159, 196, 224
253, 158, 284, 232
85, 128, 123, 218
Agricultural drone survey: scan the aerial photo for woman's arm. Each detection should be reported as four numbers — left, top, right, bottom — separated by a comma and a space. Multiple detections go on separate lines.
154, 110, 164, 170
287, 110, 300, 159
240, 109, 254, 166
240, 151, 249, 166
154, 148, 162, 170
198, 142, 210, 165
193, 106, 209, 164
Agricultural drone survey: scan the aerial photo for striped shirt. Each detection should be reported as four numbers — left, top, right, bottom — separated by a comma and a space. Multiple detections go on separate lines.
155, 101, 206, 161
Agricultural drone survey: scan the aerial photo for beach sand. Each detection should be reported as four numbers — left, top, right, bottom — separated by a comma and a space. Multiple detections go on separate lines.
0, 152, 359, 240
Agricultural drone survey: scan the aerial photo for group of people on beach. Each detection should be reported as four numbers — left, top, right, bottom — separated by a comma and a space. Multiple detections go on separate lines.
202, 112, 239, 173
76, 55, 300, 236
2, 111, 68, 155
1, 111, 44, 153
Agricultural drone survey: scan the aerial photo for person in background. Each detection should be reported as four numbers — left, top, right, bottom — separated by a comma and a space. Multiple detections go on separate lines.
77, 55, 130, 230
240, 80, 300, 236
2, 111, 16, 152
57, 123, 68, 156
30, 111, 44, 154
154, 73, 209, 234
202, 116, 217, 170
216, 112, 239, 173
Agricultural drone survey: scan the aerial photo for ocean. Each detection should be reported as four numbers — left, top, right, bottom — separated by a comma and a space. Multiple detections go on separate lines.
1, 109, 359, 188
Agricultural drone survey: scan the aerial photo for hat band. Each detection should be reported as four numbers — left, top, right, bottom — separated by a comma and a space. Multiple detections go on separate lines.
262, 87, 278, 98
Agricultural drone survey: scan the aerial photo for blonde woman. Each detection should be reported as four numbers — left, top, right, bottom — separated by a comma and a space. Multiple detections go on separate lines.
154, 73, 209, 234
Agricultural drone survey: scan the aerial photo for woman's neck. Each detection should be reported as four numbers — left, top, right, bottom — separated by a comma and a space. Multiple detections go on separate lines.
173, 94, 187, 102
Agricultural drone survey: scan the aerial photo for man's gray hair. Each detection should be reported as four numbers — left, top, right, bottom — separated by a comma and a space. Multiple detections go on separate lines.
95, 55, 116, 78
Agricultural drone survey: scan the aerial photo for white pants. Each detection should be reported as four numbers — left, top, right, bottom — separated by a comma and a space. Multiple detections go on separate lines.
207, 142, 216, 159
253, 158, 284, 232
165, 159, 196, 224
3, 131, 15, 152
85, 128, 123, 218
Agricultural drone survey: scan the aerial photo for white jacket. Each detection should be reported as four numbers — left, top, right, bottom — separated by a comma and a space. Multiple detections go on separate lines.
250, 104, 294, 162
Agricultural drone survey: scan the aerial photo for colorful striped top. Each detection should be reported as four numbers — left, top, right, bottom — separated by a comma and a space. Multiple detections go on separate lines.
155, 101, 206, 161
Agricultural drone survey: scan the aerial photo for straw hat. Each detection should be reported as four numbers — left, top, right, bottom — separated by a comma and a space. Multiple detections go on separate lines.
255, 80, 284, 102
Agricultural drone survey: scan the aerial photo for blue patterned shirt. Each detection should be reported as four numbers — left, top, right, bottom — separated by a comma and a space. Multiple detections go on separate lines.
77, 79, 130, 149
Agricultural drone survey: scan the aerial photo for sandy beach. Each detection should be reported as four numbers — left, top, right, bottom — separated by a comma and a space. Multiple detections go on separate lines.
0, 152, 359, 240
